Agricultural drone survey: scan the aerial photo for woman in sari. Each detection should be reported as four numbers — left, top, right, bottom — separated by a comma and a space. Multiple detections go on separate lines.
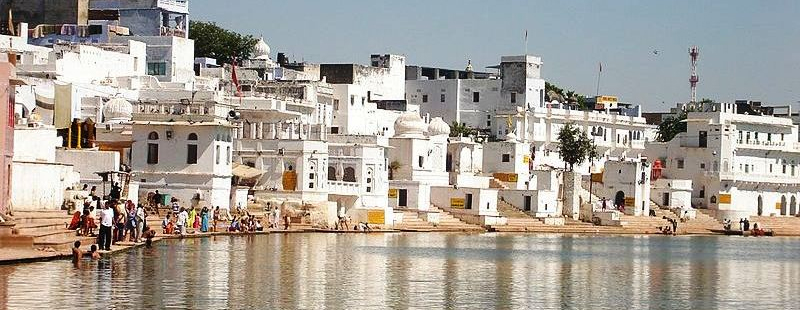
200, 206, 209, 232
187, 207, 196, 232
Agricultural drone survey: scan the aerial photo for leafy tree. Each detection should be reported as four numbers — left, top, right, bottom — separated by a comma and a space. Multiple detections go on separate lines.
449, 121, 477, 138
189, 21, 258, 65
656, 113, 687, 142
557, 123, 596, 171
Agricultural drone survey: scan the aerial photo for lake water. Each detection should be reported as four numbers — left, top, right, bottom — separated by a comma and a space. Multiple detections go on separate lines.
0, 233, 798, 310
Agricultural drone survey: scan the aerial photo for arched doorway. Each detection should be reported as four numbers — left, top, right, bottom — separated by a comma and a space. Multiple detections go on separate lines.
780, 195, 787, 216
757, 196, 763, 216
791, 196, 798, 216
614, 191, 625, 208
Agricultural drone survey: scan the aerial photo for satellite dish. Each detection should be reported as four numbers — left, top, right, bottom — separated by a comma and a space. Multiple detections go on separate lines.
228, 110, 241, 120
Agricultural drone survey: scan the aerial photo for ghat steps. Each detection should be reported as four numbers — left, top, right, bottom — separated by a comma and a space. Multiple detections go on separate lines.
1, 210, 96, 251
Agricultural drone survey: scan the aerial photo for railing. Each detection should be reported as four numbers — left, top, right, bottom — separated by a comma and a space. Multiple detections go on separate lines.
133, 103, 214, 116
735, 139, 790, 151
160, 26, 186, 37
327, 180, 362, 196
705, 170, 799, 184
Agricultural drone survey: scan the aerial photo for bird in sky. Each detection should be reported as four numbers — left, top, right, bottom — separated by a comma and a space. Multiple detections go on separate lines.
653, 50, 660, 55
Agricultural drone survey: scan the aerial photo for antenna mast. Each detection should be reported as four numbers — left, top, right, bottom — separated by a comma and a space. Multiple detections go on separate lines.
689, 46, 699, 103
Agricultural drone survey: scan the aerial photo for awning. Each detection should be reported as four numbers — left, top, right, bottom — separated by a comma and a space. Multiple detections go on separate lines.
232, 163, 264, 179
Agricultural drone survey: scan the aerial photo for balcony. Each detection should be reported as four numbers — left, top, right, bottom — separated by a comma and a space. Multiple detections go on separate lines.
328, 180, 362, 196
705, 170, 799, 184
735, 139, 792, 151
157, 0, 189, 13
160, 26, 186, 38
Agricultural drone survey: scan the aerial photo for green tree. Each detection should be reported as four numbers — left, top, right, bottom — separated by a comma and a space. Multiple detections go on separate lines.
449, 121, 476, 138
557, 123, 596, 171
189, 21, 258, 65
656, 113, 687, 142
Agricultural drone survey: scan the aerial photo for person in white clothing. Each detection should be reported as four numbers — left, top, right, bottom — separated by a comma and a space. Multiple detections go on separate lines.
98, 202, 114, 251
177, 207, 188, 235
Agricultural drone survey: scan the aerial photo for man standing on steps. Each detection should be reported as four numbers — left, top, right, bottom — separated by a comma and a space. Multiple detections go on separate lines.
98, 202, 114, 251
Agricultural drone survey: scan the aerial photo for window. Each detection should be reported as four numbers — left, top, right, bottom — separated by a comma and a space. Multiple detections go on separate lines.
465, 193, 473, 209
754, 132, 759, 140
422, 94, 428, 103
327, 166, 336, 181
440, 94, 445, 102
148, 131, 159, 140
783, 165, 787, 174
745, 164, 749, 173
309, 173, 315, 180
502, 154, 510, 162
350, 95, 355, 105
487, 121, 491, 127
309, 183, 314, 189
333, 99, 340, 110
186, 144, 197, 164
226, 146, 231, 164
215, 145, 220, 165
700, 163, 705, 169
418, 156, 424, 168
677, 159, 684, 169
147, 143, 159, 164
361, 97, 365, 106
767, 133, 772, 141
147, 62, 166, 76
510, 92, 516, 103
330, 127, 339, 134
343, 167, 356, 182
473, 92, 480, 102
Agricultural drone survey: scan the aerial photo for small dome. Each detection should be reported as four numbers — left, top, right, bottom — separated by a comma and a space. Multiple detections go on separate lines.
103, 97, 133, 123
427, 117, 450, 136
252, 36, 271, 59
393, 112, 427, 138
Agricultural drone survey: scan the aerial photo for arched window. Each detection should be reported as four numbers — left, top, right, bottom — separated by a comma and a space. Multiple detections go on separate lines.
343, 167, 356, 182
148, 131, 159, 140
328, 166, 337, 181
188, 133, 198, 140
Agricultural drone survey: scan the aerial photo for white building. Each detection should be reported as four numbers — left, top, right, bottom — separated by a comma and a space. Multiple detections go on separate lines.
644, 101, 800, 219
387, 114, 449, 210
406, 55, 545, 132
321, 54, 411, 136
130, 89, 235, 209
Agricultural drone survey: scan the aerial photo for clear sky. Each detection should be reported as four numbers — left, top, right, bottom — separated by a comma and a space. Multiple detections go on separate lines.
190, 0, 800, 112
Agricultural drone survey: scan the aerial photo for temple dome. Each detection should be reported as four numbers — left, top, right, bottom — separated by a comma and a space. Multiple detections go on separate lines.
427, 117, 450, 136
103, 97, 133, 123
393, 112, 427, 138
252, 36, 271, 59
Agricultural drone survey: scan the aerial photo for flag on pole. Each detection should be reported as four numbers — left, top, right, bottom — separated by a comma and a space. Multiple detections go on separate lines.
231, 57, 242, 97
599, 62, 603, 72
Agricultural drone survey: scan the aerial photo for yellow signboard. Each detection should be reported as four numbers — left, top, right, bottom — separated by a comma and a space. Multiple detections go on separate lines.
492, 173, 518, 182
388, 189, 398, 198
590, 172, 603, 183
523, 155, 531, 164
596, 95, 618, 103
718, 194, 731, 204
776, 203, 782, 210
367, 210, 385, 224
450, 198, 465, 209
624, 197, 635, 207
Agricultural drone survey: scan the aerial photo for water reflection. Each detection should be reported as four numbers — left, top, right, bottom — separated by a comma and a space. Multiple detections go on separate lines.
1, 233, 799, 309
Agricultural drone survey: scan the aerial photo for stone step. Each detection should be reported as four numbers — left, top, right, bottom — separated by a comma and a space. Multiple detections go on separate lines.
13, 222, 67, 235
34, 235, 97, 252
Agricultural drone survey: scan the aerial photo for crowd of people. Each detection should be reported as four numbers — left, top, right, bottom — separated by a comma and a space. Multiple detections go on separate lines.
66, 184, 157, 251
